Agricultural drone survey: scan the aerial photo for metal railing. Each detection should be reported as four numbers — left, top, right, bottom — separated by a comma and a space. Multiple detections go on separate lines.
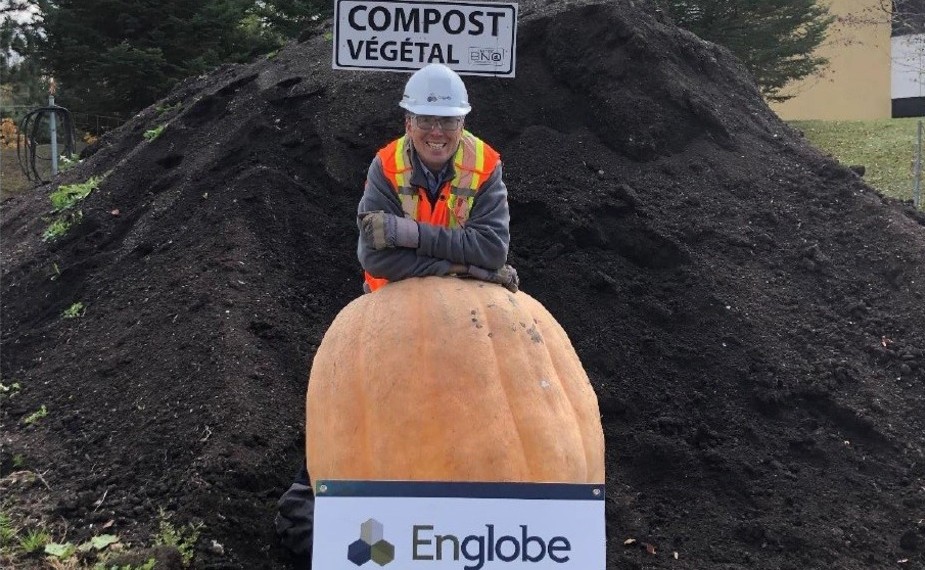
17, 103, 76, 184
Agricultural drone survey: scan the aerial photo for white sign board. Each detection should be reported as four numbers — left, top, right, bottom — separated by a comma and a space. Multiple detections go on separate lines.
892, 34, 925, 100
333, 0, 518, 76
313, 480, 605, 568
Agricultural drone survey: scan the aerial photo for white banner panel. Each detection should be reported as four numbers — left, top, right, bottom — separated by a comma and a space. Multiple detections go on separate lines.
893, 34, 925, 99
333, 0, 518, 76
312, 480, 605, 569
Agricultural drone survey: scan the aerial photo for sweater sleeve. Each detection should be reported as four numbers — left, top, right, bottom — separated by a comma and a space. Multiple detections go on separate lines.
357, 157, 453, 280
415, 163, 511, 270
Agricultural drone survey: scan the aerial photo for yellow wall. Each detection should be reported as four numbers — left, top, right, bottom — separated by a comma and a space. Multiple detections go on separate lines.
771, 0, 891, 120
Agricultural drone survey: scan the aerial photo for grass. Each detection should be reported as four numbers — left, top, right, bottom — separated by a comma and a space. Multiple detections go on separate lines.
62, 302, 86, 319
154, 510, 203, 567
0, 504, 156, 570
18, 529, 50, 554
42, 210, 83, 242
22, 405, 47, 425
0, 147, 37, 195
50, 177, 101, 211
155, 102, 182, 115
41, 172, 103, 242
1, 142, 88, 196
790, 118, 920, 203
0, 511, 16, 548
142, 124, 165, 141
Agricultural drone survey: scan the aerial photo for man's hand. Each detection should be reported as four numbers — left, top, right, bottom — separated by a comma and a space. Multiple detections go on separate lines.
467, 264, 519, 293
359, 211, 420, 250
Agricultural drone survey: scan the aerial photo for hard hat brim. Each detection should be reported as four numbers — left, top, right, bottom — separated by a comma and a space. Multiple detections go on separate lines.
399, 101, 471, 117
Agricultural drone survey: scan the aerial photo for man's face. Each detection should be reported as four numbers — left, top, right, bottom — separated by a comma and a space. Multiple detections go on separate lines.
405, 114, 464, 172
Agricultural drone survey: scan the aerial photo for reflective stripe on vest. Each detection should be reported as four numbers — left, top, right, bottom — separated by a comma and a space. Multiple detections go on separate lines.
380, 131, 498, 228
365, 131, 500, 292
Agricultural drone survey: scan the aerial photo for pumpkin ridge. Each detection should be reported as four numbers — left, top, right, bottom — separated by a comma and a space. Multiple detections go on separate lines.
535, 320, 588, 481
528, 297, 605, 482
481, 290, 532, 480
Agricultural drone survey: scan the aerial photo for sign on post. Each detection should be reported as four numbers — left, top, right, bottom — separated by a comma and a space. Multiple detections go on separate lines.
312, 480, 606, 568
333, 0, 518, 76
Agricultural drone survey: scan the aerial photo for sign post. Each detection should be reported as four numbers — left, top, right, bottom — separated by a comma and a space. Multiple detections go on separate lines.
333, 0, 518, 76
49, 78, 59, 176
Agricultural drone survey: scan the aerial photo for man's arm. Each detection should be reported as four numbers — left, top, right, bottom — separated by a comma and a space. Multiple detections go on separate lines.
415, 164, 510, 270
357, 157, 454, 280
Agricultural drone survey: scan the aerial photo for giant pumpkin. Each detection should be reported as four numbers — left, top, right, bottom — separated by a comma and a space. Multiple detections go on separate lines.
306, 276, 605, 486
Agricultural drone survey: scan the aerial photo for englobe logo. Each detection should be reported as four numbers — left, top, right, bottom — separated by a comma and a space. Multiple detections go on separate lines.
412, 524, 572, 569
348, 520, 572, 568
348, 518, 395, 566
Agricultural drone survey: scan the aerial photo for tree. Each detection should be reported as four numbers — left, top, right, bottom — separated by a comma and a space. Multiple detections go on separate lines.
246, 0, 331, 41
34, 0, 264, 118
892, 0, 924, 36
33, 0, 330, 119
653, 0, 834, 102
1, 5, 47, 114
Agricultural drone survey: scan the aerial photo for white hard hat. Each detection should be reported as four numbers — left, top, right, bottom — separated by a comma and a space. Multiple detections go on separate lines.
399, 63, 471, 117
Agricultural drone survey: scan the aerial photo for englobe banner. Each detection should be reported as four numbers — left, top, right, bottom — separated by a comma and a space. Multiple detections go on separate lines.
312, 481, 605, 568
333, 0, 518, 76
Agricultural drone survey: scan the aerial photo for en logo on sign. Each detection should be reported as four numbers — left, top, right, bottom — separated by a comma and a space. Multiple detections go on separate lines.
469, 48, 506, 66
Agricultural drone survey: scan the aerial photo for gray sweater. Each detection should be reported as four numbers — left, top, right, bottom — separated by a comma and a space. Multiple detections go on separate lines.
357, 144, 511, 282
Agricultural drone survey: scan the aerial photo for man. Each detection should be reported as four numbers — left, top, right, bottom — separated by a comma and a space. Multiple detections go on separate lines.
274, 63, 517, 568
357, 62, 518, 293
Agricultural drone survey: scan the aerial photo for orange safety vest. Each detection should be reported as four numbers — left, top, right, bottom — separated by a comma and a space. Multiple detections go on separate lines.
365, 131, 501, 292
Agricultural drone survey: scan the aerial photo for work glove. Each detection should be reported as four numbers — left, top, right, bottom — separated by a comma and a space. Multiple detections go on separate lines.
275, 482, 315, 559
467, 264, 519, 293
359, 211, 419, 250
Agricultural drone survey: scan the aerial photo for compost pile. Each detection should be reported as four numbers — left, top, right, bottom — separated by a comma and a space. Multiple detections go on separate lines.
3, 1, 924, 568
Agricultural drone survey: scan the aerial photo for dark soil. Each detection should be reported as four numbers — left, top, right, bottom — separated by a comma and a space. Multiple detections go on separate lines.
3, 1, 925, 568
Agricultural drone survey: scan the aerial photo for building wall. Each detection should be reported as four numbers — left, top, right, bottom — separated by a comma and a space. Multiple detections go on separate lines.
771, 0, 892, 121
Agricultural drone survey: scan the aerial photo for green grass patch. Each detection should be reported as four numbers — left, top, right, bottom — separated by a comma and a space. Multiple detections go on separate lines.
62, 301, 87, 318
50, 176, 102, 211
155, 102, 182, 115
22, 405, 47, 425
1, 507, 150, 569
57, 154, 81, 173
18, 529, 49, 554
42, 209, 83, 241
790, 118, 919, 202
42, 173, 101, 241
0, 511, 16, 548
155, 510, 203, 567
143, 124, 166, 141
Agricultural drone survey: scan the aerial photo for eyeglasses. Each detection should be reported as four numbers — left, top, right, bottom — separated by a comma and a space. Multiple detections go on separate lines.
411, 115, 463, 132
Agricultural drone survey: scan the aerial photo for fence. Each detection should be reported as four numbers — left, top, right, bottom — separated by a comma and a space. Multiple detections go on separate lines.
0, 103, 124, 186
0, 105, 125, 136
916, 120, 923, 210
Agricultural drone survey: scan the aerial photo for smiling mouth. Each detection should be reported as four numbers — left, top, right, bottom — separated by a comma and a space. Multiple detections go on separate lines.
426, 142, 447, 150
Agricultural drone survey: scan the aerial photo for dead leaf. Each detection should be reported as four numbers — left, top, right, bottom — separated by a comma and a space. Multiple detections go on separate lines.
643, 542, 657, 555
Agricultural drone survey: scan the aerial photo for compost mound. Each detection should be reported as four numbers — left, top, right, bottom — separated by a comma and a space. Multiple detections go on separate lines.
3, 1, 924, 568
